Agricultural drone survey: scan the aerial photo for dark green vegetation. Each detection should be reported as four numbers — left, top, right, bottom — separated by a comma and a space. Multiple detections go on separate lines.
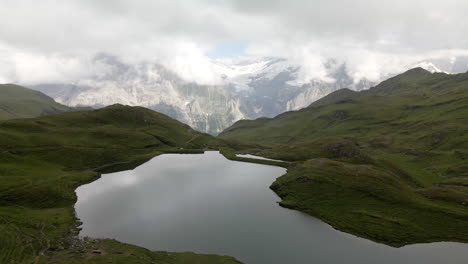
0, 104, 240, 264
0, 84, 72, 120
36, 239, 240, 264
220, 68, 468, 246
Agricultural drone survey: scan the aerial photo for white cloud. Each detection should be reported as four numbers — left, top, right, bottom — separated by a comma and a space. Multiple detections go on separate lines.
0, 43, 87, 84
0, 0, 468, 85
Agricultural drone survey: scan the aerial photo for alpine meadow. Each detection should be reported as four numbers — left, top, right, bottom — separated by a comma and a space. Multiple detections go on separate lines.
1, 1, 468, 264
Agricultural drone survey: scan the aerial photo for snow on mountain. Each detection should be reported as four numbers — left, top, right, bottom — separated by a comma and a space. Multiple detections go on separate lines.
411, 61, 446, 73
419, 56, 468, 74
211, 57, 292, 91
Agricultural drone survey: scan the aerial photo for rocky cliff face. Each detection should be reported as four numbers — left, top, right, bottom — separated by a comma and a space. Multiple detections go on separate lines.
30, 54, 468, 134
32, 55, 246, 134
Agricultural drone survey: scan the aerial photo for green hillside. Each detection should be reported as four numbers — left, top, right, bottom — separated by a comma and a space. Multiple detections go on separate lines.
0, 105, 239, 264
0, 84, 72, 120
309, 88, 359, 107
219, 68, 468, 246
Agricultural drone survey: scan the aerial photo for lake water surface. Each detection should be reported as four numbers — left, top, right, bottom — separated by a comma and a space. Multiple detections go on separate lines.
75, 151, 468, 264
235, 154, 283, 162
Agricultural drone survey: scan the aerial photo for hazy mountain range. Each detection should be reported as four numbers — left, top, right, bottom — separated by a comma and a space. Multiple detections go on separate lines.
29, 54, 468, 134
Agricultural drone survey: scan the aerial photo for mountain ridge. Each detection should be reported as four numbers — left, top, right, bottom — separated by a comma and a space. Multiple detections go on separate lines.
0, 83, 72, 120
28, 56, 468, 134
28, 55, 374, 134
308, 67, 433, 107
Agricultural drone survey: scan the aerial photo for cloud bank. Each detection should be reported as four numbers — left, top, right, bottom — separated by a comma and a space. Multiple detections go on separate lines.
1, 0, 468, 85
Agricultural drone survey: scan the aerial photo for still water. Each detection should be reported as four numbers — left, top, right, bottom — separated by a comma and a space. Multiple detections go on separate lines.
75, 151, 467, 264
235, 153, 283, 162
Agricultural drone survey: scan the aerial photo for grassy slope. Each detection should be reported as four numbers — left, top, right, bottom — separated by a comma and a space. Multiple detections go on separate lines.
219, 68, 468, 246
309, 88, 359, 107
0, 104, 239, 264
0, 84, 72, 120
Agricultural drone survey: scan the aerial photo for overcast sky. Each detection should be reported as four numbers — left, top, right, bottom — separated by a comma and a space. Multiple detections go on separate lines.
1, 0, 468, 85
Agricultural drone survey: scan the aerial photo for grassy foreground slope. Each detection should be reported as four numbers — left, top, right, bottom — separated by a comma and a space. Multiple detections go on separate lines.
220, 68, 468, 246
0, 104, 239, 264
0, 84, 72, 120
